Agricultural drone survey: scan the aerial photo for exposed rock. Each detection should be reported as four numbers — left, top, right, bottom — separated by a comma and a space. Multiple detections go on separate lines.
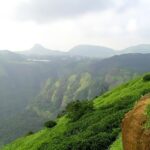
122, 95, 150, 150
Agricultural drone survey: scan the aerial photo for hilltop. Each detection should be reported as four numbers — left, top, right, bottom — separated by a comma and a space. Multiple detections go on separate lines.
68, 45, 115, 58
19, 44, 63, 56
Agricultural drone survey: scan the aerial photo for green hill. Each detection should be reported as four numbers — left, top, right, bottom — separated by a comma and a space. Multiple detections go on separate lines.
69, 45, 115, 58
2, 74, 150, 150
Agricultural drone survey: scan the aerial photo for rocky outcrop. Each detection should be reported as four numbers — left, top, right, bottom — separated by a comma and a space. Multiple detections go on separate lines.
122, 95, 150, 150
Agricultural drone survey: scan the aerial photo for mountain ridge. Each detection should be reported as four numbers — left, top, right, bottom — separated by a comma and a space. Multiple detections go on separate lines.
16, 43, 150, 58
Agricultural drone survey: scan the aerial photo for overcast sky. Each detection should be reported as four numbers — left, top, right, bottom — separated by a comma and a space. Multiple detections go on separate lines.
0, 0, 149, 51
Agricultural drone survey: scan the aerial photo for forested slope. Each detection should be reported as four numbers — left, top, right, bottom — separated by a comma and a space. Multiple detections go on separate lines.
3, 74, 150, 150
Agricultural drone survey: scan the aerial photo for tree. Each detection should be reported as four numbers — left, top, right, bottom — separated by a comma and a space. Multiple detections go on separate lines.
66, 100, 94, 122
143, 74, 150, 81
44, 120, 57, 128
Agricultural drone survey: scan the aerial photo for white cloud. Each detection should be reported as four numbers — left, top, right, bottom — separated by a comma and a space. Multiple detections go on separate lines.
0, 0, 149, 51
16, 0, 114, 22
126, 19, 137, 32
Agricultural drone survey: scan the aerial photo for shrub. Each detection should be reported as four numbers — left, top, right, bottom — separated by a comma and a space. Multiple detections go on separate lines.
25, 131, 34, 136
143, 74, 150, 81
66, 100, 94, 122
44, 120, 57, 128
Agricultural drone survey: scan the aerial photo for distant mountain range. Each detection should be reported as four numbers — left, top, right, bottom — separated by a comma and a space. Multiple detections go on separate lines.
17, 44, 150, 58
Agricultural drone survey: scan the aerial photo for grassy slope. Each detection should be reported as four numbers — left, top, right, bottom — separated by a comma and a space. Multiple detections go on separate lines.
110, 134, 123, 150
2, 74, 150, 150
1, 117, 68, 150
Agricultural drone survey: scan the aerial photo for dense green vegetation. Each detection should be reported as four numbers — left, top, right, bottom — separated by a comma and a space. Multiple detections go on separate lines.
3, 74, 150, 150
66, 100, 94, 122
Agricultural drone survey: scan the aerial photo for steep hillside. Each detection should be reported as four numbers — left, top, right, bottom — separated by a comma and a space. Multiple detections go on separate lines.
31, 53, 150, 119
3, 74, 150, 150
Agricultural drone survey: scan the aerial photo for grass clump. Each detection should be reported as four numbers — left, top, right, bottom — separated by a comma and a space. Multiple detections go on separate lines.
144, 104, 150, 129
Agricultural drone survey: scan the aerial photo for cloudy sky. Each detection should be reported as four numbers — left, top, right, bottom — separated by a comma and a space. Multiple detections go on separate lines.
0, 0, 149, 51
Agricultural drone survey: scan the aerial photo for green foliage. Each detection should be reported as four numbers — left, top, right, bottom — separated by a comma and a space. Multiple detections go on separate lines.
143, 74, 150, 81
144, 104, 150, 129
66, 100, 94, 122
146, 104, 150, 116
3, 75, 150, 150
37, 143, 49, 150
44, 120, 57, 128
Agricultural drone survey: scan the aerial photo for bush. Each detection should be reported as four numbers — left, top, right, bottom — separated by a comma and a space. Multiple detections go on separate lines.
66, 100, 94, 122
66, 132, 112, 150
44, 120, 57, 128
25, 131, 34, 136
143, 74, 150, 81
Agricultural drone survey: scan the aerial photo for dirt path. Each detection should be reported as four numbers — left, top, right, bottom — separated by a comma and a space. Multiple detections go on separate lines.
122, 95, 150, 150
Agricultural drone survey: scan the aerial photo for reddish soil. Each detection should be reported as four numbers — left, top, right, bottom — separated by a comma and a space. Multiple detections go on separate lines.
122, 95, 150, 150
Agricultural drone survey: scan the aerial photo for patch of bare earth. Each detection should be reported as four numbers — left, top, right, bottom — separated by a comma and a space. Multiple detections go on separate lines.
122, 95, 150, 150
